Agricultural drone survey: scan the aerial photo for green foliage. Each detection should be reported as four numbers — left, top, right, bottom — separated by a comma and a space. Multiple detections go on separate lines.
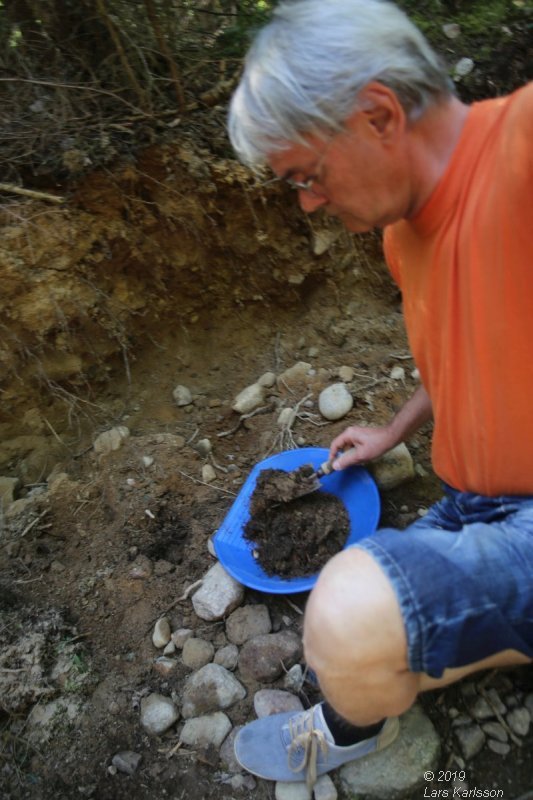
213, 1, 276, 57
0, 0, 529, 183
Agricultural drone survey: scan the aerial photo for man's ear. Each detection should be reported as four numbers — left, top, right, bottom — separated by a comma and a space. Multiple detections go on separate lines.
345, 82, 405, 142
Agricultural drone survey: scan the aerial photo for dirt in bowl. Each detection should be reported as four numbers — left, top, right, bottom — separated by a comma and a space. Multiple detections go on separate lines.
244, 468, 350, 577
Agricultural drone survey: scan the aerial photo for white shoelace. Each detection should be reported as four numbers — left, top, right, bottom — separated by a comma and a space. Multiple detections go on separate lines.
287, 707, 329, 790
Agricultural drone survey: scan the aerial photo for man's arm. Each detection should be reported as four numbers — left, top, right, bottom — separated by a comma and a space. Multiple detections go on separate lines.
329, 384, 433, 470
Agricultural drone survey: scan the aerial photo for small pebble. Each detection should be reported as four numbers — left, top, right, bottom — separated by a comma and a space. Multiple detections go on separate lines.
173, 385, 192, 406
487, 740, 510, 756
111, 751, 142, 776
152, 617, 171, 649
507, 707, 530, 737
202, 464, 217, 483
390, 366, 405, 381
171, 628, 193, 648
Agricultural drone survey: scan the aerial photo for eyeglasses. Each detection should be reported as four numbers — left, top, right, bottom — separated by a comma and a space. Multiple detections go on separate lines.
263, 140, 331, 196
262, 174, 319, 193
285, 176, 318, 193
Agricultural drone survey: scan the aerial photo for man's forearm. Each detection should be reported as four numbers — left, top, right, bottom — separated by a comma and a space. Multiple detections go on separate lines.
387, 384, 433, 446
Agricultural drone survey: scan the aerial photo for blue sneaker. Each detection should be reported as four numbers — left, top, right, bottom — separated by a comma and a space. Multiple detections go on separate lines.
234, 703, 399, 790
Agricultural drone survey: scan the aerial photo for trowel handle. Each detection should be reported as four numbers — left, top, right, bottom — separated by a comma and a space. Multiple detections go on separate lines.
317, 447, 358, 477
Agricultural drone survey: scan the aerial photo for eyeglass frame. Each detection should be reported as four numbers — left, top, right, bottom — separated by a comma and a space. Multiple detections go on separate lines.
262, 136, 334, 196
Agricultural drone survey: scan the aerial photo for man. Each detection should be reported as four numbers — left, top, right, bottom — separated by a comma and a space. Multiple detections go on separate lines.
228, 0, 533, 789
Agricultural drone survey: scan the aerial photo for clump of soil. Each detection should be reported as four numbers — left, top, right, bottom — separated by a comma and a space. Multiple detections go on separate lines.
248, 465, 321, 513
244, 468, 350, 577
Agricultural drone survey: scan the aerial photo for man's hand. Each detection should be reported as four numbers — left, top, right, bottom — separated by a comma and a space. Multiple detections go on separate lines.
329, 425, 398, 470
328, 384, 433, 471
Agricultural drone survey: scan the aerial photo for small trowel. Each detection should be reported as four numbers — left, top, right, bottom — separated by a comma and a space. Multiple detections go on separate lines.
282, 447, 358, 501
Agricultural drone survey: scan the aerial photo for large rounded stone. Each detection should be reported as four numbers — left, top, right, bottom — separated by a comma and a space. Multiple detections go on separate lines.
181, 663, 246, 719
369, 442, 414, 490
340, 705, 440, 798
238, 631, 302, 682
179, 712, 232, 748
140, 693, 179, 736
232, 383, 265, 414
191, 562, 244, 621
226, 604, 271, 645
318, 383, 353, 421
182, 638, 215, 669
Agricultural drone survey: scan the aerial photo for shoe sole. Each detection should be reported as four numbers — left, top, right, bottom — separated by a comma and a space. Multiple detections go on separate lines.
376, 716, 400, 750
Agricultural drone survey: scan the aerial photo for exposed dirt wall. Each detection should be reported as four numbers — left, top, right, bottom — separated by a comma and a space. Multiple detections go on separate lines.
0, 143, 392, 478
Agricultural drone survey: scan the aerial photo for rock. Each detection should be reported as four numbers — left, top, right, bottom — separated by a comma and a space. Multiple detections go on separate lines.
254, 689, 304, 718
308, 347, 319, 358
313, 774, 337, 800
312, 229, 339, 256
454, 57, 474, 78
181, 663, 246, 719
226, 604, 272, 645
507, 707, 530, 737
142, 455, 154, 467
93, 426, 130, 455
277, 362, 312, 391
258, 371, 276, 388
163, 641, 176, 656
152, 617, 171, 649
214, 644, 239, 671
0, 476, 19, 509
481, 721, 508, 743
283, 664, 305, 692
179, 712, 232, 748
337, 366, 354, 383
153, 657, 177, 678
232, 383, 265, 414
455, 724, 485, 760
471, 689, 506, 720
129, 555, 153, 579
442, 22, 461, 39
195, 438, 212, 457
390, 366, 405, 381
111, 751, 142, 776
219, 725, 243, 772
171, 628, 194, 648
340, 706, 439, 798
369, 443, 414, 490
487, 740, 510, 756
182, 638, 215, 669
238, 631, 302, 683
173, 384, 193, 406
202, 464, 217, 483
192, 562, 244, 621
140, 694, 179, 735
275, 782, 311, 800
318, 383, 353, 421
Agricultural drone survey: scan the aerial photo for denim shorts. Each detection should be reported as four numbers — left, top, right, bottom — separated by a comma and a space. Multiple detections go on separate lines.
356, 485, 533, 678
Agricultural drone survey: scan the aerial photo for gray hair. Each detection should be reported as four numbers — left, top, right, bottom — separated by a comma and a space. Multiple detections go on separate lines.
228, 0, 453, 167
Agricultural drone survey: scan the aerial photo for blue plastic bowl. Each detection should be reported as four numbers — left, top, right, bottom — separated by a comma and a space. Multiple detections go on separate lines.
213, 447, 380, 594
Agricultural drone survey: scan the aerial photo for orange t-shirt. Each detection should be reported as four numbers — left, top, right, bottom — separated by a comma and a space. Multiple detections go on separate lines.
384, 83, 533, 496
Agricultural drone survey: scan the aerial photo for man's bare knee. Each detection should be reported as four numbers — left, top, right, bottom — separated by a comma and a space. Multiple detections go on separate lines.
303, 548, 417, 723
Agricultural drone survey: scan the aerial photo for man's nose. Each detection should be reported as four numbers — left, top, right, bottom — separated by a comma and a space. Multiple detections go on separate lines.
298, 190, 327, 213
